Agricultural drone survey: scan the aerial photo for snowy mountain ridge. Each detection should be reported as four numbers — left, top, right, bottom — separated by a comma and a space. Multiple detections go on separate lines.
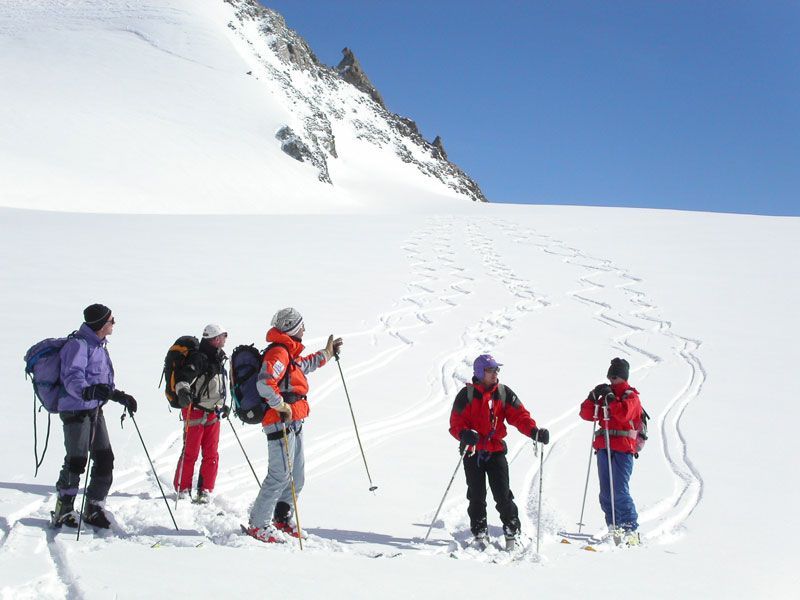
0, 0, 484, 213
224, 0, 485, 200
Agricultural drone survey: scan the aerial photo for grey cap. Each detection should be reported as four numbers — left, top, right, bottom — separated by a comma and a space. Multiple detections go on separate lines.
271, 307, 304, 336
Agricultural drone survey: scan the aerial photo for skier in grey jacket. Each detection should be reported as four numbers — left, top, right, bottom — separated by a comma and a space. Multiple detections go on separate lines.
172, 324, 229, 503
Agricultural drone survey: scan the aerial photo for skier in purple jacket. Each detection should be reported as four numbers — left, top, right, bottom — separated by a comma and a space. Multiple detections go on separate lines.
51, 304, 138, 529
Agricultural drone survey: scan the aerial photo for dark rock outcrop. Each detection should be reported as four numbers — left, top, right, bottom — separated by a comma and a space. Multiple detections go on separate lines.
431, 135, 447, 161
225, 0, 487, 202
276, 126, 331, 184
336, 47, 386, 109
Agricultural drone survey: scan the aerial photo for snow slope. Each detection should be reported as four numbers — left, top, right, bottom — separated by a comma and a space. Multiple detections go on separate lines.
0, 0, 476, 213
2, 1, 800, 598
1, 205, 798, 599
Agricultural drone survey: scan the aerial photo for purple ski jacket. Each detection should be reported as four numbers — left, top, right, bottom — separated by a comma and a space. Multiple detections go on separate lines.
58, 323, 115, 412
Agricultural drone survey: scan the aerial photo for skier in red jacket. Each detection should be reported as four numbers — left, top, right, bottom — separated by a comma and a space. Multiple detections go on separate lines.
449, 354, 549, 549
579, 357, 642, 546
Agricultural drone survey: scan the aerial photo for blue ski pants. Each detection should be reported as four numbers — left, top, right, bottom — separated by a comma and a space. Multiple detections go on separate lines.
596, 449, 638, 531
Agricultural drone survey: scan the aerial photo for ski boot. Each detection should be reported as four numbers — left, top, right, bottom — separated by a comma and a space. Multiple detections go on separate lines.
503, 520, 520, 552
50, 495, 79, 529
273, 519, 307, 539
620, 529, 640, 547
272, 501, 306, 539
82, 501, 111, 529
469, 529, 489, 550
468, 516, 489, 550
193, 489, 212, 504
242, 524, 285, 544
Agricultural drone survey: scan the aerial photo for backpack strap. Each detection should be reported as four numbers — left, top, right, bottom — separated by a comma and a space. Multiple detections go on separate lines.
595, 428, 637, 439
466, 383, 475, 402
196, 350, 227, 400
266, 343, 297, 390
465, 383, 507, 402
33, 393, 51, 478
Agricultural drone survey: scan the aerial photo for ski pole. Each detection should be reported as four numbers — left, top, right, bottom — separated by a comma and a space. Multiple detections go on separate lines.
602, 399, 616, 533
334, 353, 378, 492
226, 415, 261, 487
76, 407, 99, 541
125, 410, 179, 531
423, 448, 469, 543
534, 435, 544, 555
281, 423, 303, 550
175, 403, 192, 509
577, 404, 600, 533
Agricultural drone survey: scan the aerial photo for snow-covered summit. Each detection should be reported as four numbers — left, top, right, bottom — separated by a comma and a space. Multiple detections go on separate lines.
0, 0, 484, 214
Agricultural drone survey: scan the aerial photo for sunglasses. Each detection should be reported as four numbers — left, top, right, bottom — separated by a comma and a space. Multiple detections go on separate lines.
106, 317, 115, 325
484, 367, 500, 374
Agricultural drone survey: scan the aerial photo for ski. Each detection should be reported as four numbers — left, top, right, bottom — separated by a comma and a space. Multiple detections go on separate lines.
558, 530, 605, 545
557, 530, 608, 552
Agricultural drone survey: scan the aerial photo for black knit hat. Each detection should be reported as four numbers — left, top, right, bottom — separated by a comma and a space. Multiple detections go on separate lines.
607, 357, 630, 381
84, 304, 111, 331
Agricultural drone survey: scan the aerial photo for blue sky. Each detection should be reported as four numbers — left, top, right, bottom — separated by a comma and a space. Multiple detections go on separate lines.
263, 1, 799, 216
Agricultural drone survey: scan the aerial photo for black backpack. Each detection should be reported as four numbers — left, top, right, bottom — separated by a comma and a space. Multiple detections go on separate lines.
160, 335, 200, 409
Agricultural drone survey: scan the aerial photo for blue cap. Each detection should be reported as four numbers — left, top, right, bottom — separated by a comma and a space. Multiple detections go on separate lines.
473, 354, 502, 379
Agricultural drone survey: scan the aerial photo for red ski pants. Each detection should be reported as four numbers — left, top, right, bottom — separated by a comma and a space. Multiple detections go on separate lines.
173, 407, 220, 493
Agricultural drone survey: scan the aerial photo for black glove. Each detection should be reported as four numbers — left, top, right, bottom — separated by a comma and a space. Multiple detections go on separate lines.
82, 384, 112, 401
591, 384, 613, 404
530, 427, 550, 445
218, 405, 231, 419
177, 388, 193, 408
459, 429, 480, 454
112, 389, 137, 414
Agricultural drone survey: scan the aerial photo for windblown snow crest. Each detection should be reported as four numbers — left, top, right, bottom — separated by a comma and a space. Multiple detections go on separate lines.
223, 0, 486, 201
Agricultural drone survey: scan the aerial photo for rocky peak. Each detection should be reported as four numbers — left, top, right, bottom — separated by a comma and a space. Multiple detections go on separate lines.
224, 0, 487, 202
431, 136, 448, 161
336, 47, 385, 109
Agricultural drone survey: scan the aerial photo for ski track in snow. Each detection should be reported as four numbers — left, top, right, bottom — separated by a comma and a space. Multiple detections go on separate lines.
3, 216, 706, 582
493, 220, 706, 549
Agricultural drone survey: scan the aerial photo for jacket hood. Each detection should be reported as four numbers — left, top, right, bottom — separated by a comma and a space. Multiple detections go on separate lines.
266, 327, 304, 357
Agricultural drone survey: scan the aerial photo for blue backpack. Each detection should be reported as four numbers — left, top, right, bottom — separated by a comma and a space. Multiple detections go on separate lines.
24, 336, 75, 413
229, 344, 267, 424
230, 343, 298, 424
23, 333, 83, 475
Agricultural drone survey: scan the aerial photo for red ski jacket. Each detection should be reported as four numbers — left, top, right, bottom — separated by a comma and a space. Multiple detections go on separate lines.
256, 328, 328, 426
579, 380, 642, 454
450, 381, 537, 453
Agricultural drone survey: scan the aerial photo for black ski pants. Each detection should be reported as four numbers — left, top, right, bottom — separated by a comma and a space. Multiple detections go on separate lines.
463, 449, 519, 536
56, 408, 114, 504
